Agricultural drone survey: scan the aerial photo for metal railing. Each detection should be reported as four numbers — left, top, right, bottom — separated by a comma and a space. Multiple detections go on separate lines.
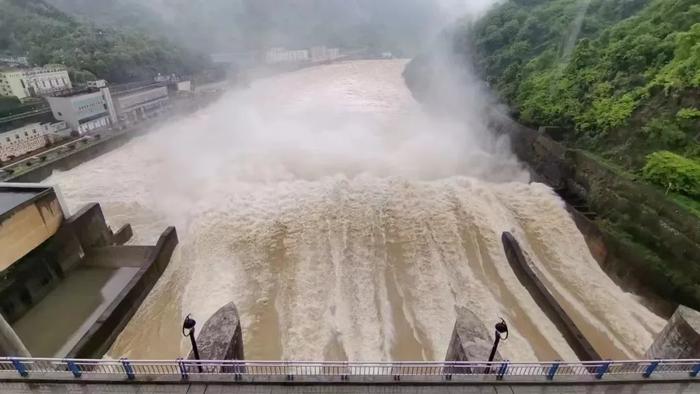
2, 358, 700, 383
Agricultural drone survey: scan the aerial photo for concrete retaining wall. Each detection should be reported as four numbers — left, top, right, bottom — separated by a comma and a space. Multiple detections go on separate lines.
5, 95, 220, 184
67, 226, 178, 358
501, 232, 600, 361
0, 203, 114, 324
6, 122, 159, 184
62, 203, 115, 250
490, 112, 700, 312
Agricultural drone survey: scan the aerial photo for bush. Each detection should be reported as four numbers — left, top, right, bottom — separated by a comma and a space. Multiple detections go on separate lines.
677, 107, 700, 120
642, 151, 700, 197
641, 118, 687, 146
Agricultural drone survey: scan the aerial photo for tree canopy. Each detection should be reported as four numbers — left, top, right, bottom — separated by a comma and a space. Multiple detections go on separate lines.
464, 0, 700, 182
0, 0, 210, 83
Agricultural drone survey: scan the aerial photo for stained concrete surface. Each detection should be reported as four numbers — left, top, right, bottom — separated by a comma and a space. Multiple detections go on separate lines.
646, 305, 700, 359
188, 302, 245, 363
2, 383, 700, 394
12, 266, 140, 357
0, 189, 41, 216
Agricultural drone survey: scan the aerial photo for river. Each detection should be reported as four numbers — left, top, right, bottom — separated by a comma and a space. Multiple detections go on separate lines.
47, 59, 664, 361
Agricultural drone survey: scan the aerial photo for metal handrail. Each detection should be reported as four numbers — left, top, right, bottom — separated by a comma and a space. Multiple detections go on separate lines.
1, 358, 699, 383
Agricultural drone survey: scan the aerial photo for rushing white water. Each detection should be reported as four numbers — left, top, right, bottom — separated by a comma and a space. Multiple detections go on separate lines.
47, 60, 664, 361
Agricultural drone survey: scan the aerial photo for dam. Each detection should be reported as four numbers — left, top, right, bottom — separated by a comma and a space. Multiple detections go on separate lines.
40, 59, 667, 362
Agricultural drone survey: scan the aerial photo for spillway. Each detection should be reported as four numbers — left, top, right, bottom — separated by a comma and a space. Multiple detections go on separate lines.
46, 59, 664, 362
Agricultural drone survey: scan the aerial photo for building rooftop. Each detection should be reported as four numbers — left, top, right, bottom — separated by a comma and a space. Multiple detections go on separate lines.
0, 185, 51, 219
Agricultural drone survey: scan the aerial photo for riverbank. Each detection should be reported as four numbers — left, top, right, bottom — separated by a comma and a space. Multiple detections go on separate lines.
0, 92, 224, 184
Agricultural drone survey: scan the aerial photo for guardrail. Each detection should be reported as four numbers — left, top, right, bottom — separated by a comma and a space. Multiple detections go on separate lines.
1, 358, 700, 383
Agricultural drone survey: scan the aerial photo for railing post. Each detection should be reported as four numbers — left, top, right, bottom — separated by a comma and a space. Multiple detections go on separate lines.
547, 362, 560, 380
286, 361, 293, 381
497, 361, 509, 381
690, 362, 700, 378
177, 357, 188, 380
444, 361, 452, 381
643, 360, 660, 378
342, 361, 349, 381
120, 358, 135, 380
10, 358, 28, 377
66, 360, 81, 378
231, 360, 242, 381
595, 362, 610, 379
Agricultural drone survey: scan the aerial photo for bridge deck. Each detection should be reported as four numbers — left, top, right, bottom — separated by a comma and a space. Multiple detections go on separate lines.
2, 381, 699, 393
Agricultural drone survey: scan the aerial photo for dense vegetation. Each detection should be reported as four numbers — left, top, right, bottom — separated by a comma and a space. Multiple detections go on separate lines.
643, 150, 700, 198
0, 0, 209, 83
467, 0, 700, 197
403, 0, 700, 309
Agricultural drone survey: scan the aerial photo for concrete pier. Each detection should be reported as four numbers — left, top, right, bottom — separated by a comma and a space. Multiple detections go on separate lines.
646, 305, 700, 359
501, 232, 600, 361
445, 307, 498, 363
188, 302, 245, 362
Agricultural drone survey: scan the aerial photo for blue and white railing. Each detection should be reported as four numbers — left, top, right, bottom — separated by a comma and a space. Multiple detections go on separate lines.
1, 358, 699, 383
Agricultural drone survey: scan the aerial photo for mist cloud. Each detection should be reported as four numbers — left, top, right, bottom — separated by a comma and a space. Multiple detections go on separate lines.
49, 0, 501, 55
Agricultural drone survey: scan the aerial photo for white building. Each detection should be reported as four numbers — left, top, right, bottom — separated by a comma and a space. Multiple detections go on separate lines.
113, 86, 169, 125
0, 121, 69, 162
310, 46, 341, 63
0, 69, 26, 99
47, 88, 113, 135
265, 47, 310, 64
23, 65, 72, 97
0, 65, 72, 100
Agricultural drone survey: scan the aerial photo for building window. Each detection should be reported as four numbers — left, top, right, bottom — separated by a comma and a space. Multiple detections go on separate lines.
15, 135, 19, 140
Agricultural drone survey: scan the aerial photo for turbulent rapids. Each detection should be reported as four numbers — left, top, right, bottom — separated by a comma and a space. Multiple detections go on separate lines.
47, 60, 664, 362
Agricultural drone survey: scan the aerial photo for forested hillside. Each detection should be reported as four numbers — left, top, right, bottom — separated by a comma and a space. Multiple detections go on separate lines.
419, 0, 700, 200
45, 0, 470, 56
0, 0, 208, 83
